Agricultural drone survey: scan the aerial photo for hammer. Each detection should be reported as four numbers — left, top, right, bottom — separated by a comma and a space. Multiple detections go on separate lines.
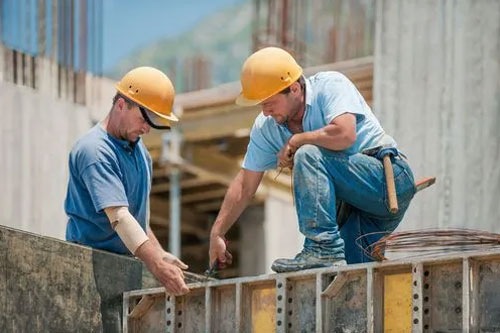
377, 147, 399, 214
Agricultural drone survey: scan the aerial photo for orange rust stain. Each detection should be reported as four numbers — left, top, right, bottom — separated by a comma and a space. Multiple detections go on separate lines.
251, 285, 276, 333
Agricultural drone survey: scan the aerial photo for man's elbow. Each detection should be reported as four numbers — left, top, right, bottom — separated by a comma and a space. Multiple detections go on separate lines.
342, 130, 356, 149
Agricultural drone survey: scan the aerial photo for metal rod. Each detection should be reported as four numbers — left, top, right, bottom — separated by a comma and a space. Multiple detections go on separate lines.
169, 166, 181, 257
162, 126, 183, 258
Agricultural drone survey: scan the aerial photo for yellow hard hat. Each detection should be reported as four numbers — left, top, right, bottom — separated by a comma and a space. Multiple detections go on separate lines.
116, 66, 178, 129
236, 47, 303, 106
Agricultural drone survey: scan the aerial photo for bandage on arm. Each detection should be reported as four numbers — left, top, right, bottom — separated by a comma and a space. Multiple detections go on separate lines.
104, 206, 149, 254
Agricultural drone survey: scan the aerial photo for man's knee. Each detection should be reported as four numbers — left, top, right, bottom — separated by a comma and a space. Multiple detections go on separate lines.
294, 144, 347, 166
293, 144, 322, 164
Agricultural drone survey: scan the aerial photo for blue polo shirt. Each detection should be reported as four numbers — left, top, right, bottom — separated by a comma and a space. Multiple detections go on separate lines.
64, 124, 152, 254
242, 71, 396, 171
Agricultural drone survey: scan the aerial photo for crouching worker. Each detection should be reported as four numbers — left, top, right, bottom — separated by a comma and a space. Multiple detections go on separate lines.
209, 47, 416, 273
64, 67, 189, 296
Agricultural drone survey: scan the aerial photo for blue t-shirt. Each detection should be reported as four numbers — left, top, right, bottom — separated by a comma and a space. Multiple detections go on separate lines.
64, 124, 152, 254
242, 71, 396, 171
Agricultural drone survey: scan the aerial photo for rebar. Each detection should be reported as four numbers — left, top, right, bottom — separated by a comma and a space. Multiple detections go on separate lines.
356, 228, 500, 261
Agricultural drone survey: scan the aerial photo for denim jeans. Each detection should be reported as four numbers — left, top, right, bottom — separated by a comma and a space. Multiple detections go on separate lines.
292, 144, 416, 264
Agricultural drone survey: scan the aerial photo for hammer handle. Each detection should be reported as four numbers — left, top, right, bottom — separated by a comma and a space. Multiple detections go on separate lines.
383, 155, 399, 213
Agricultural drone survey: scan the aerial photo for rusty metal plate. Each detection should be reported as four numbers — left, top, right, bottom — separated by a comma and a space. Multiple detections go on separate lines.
323, 272, 367, 332
478, 260, 500, 331
424, 263, 462, 332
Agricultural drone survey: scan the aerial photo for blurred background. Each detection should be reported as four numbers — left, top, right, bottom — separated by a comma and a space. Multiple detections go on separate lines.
0, 0, 498, 277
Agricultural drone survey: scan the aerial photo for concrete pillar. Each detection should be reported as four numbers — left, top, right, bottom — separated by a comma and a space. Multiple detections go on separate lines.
262, 188, 304, 273
239, 205, 266, 276
240, 188, 303, 275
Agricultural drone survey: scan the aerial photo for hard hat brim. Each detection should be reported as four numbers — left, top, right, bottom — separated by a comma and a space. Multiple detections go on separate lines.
148, 109, 179, 122
235, 93, 264, 107
116, 83, 178, 122
143, 109, 178, 130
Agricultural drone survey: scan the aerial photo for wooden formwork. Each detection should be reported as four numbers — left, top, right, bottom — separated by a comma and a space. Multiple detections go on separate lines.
124, 249, 500, 332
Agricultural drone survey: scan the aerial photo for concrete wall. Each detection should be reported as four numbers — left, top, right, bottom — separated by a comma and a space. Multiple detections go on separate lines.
0, 225, 155, 332
0, 81, 94, 238
374, 0, 500, 231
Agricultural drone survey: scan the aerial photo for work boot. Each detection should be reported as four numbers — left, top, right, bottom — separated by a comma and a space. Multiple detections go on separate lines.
271, 251, 346, 273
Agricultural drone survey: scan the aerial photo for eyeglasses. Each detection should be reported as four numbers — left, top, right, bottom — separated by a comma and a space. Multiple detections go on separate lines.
138, 105, 171, 130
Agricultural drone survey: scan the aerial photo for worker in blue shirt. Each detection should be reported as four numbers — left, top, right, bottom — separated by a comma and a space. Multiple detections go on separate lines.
65, 67, 189, 295
209, 47, 416, 273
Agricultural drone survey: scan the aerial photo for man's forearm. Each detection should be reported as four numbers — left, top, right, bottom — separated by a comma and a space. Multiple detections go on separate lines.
135, 239, 162, 269
147, 227, 164, 252
211, 174, 255, 238
291, 124, 355, 151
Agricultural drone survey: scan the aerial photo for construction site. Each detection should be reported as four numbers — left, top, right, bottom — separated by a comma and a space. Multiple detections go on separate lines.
1, 0, 499, 332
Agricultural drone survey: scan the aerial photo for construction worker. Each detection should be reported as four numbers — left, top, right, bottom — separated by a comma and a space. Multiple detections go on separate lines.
64, 67, 189, 295
209, 47, 416, 273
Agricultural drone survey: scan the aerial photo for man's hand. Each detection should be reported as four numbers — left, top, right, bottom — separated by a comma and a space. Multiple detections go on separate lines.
209, 235, 232, 269
136, 241, 189, 296
150, 258, 190, 296
162, 251, 189, 270
277, 137, 298, 169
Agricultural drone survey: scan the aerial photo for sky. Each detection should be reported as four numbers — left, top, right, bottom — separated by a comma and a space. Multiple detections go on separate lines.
103, 0, 244, 72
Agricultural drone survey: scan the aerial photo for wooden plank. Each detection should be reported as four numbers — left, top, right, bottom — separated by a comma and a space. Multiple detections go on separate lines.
172, 57, 373, 111
149, 214, 207, 240
193, 200, 224, 213
129, 295, 155, 320
141, 57, 374, 146
151, 178, 214, 194
321, 271, 357, 298
181, 189, 227, 204
150, 195, 209, 223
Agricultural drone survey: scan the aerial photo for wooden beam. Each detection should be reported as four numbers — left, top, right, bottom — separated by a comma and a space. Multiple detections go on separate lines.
193, 197, 264, 213
150, 214, 208, 239
187, 146, 241, 182
182, 189, 227, 204
143, 57, 373, 146
142, 104, 259, 147
129, 295, 155, 319
151, 178, 215, 194
174, 81, 241, 110
149, 195, 210, 238
179, 105, 260, 142
172, 56, 373, 111
193, 200, 224, 213
151, 145, 243, 186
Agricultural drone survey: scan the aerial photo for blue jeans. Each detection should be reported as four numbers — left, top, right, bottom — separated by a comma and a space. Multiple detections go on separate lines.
293, 144, 416, 264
